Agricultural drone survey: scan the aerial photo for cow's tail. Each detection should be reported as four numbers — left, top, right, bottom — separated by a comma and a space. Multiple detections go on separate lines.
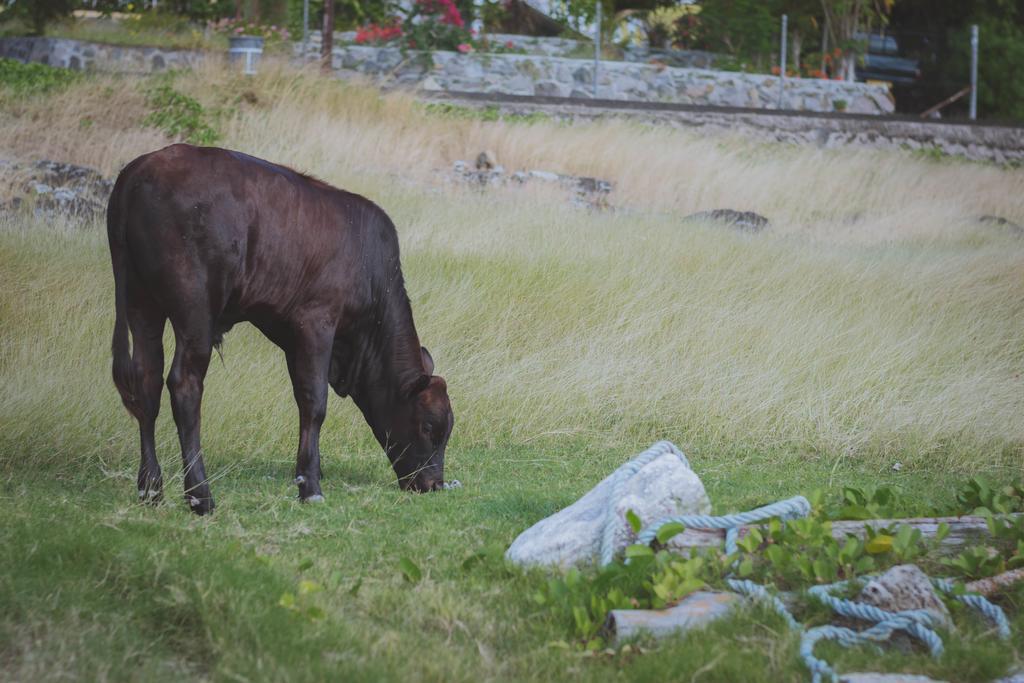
107, 175, 141, 417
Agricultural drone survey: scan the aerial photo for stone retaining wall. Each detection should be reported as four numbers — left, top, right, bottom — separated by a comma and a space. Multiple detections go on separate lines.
1, 35, 893, 115
0, 36, 202, 73
423, 91, 1024, 164
296, 41, 894, 114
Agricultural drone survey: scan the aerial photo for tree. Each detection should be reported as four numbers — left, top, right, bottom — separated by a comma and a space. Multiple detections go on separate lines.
322, 0, 334, 71
1, 0, 76, 35
820, 0, 894, 79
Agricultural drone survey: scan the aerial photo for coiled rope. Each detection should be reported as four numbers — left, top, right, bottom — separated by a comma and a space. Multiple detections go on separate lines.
603, 441, 1013, 682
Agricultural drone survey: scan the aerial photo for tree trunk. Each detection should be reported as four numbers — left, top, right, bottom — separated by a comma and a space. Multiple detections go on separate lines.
321, 0, 335, 73
791, 31, 802, 76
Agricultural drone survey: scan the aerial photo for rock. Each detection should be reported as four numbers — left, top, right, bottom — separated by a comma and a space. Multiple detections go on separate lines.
447, 161, 613, 211
840, 674, 947, 683
978, 215, 1024, 237
993, 670, 1024, 683
683, 209, 770, 232
0, 159, 113, 219
505, 445, 711, 568
857, 564, 952, 630
475, 150, 497, 171
605, 591, 740, 643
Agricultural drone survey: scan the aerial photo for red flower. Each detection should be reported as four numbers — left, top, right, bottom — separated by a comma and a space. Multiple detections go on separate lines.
457, 42, 472, 53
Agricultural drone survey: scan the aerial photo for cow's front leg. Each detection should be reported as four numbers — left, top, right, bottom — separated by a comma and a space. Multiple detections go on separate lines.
287, 324, 333, 502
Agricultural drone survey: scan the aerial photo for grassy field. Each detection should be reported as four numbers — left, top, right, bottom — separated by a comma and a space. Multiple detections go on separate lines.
1, 62, 1023, 682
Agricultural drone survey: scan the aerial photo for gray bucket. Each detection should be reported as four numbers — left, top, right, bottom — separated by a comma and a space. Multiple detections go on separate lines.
228, 35, 264, 75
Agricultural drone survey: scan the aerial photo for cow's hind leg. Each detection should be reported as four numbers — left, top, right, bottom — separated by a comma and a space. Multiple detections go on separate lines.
167, 322, 215, 515
287, 322, 333, 502
128, 299, 166, 503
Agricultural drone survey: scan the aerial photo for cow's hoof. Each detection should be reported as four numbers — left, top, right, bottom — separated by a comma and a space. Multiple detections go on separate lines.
137, 486, 163, 505
301, 494, 325, 503
186, 495, 215, 516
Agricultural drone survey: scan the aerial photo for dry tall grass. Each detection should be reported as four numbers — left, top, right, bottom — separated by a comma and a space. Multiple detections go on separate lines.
1, 60, 1022, 477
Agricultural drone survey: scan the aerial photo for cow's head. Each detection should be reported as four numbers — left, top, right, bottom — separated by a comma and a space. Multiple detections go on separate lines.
385, 347, 454, 492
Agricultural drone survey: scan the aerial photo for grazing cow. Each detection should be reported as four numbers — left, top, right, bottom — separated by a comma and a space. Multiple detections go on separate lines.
107, 144, 454, 514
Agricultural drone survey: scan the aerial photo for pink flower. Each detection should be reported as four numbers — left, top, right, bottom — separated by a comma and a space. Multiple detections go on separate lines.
457, 43, 472, 53
235, 27, 244, 34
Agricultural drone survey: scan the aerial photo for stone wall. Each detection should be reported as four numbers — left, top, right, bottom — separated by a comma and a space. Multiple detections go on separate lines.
1, 35, 893, 114
295, 41, 894, 114
423, 91, 1024, 164
0, 36, 203, 73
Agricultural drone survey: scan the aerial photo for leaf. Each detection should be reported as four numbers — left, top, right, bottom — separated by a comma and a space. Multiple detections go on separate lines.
624, 544, 654, 559
305, 606, 326, 621
348, 578, 363, 596
934, 522, 950, 543
854, 555, 876, 573
655, 522, 687, 545
278, 592, 296, 609
865, 534, 894, 554
297, 558, 314, 572
399, 557, 422, 583
838, 505, 874, 521
738, 557, 754, 577
625, 509, 643, 534
298, 579, 322, 595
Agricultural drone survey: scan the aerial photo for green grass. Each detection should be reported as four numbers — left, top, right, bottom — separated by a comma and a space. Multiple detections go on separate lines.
1, 208, 1021, 681
1, 65, 1023, 681
43, 16, 226, 51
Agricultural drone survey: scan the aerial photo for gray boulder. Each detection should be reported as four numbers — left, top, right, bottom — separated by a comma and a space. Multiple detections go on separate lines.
1, 159, 113, 219
684, 209, 770, 232
505, 444, 711, 569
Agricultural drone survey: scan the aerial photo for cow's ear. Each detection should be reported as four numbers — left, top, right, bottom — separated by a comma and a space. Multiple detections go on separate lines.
406, 374, 431, 398
421, 346, 434, 375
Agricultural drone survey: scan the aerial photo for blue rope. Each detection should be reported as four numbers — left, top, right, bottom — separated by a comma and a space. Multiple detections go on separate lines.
726, 578, 801, 630
636, 496, 812, 556
603, 441, 1016, 682
932, 577, 1011, 639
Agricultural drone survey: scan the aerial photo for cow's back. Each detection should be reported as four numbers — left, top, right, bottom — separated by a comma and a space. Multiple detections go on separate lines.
109, 144, 391, 327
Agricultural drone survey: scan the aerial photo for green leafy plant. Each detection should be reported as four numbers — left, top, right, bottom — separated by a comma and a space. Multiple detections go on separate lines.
142, 83, 219, 145
955, 478, 1024, 515
0, 57, 80, 95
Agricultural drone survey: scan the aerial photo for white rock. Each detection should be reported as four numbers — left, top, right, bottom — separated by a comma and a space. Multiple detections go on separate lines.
505, 444, 711, 569
857, 564, 952, 629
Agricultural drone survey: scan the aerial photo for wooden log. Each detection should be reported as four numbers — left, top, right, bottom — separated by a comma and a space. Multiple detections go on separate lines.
604, 591, 741, 643
965, 568, 1024, 597
664, 514, 1022, 553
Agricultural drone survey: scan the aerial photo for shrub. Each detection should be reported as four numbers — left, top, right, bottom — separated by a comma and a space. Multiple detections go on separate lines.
0, 57, 80, 95
401, 0, 472, 51
142, 83, 219, 146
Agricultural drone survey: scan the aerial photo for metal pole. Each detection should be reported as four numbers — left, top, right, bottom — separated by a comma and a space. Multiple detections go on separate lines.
778, 14, 787, 109
593, 0, 601, 98
969, 24, 979, 120
302, 0, 309, 63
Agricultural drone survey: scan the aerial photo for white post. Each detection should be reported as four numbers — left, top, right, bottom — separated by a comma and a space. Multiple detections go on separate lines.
778, 14, 787, 109
302, 0, 309, 63
593, 0, 602, 98
969, 24, 979, 120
